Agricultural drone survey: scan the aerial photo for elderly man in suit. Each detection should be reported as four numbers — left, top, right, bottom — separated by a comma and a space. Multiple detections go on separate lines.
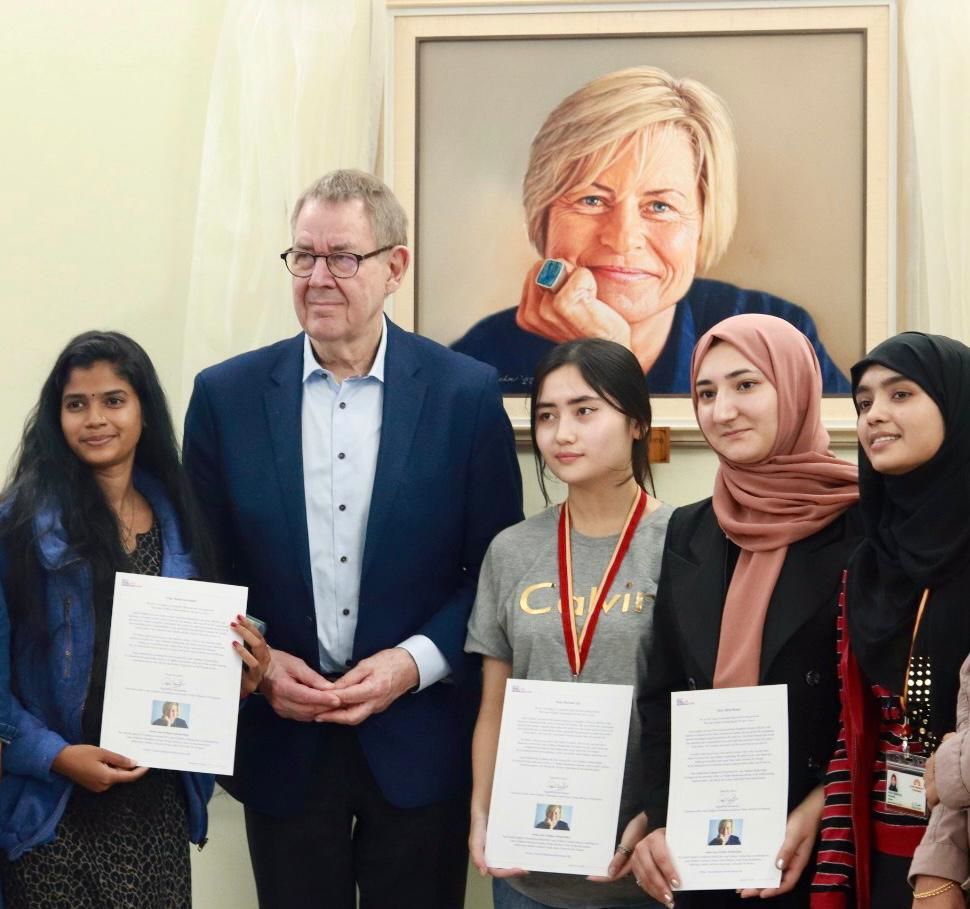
183, 170, 523, 908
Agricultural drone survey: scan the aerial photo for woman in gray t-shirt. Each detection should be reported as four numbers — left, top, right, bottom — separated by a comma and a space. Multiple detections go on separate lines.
467, 339, 669, 909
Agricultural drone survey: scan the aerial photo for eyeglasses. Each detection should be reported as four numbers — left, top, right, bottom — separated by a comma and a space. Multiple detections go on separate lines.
279, 246, 393, 279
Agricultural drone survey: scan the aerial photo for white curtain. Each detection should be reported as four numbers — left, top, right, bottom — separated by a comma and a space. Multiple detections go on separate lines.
900, 0, 970, 339
180, 0, 385, 406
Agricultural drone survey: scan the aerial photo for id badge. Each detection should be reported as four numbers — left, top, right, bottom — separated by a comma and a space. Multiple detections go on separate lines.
885, 752, 928, 817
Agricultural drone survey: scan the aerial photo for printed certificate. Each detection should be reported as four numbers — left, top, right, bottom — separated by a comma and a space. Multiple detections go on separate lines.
665, 684, 789, 891
485, 678, 633, 876
100, 572, 248, 775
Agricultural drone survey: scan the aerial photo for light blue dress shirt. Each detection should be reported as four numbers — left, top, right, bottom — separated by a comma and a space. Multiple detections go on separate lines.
301, 318, 449, 690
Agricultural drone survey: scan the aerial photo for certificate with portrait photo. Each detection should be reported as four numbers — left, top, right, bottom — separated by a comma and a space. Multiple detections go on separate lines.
485, 678, 633, 876
100, 572, 248, 775
665, 684, 789, 891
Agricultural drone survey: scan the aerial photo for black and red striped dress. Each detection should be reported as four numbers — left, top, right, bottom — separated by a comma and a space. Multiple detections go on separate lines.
812, 590, 935, 909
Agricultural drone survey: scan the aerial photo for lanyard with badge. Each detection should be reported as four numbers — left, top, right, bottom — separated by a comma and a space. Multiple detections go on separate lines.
884, 588, 931, 817
557, 488, 647, 677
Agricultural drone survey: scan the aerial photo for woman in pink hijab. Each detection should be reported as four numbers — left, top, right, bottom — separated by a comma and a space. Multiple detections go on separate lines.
630, 314, 860, 908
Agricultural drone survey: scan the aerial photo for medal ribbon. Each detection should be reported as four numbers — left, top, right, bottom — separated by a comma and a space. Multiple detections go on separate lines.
557, 488, 647, 677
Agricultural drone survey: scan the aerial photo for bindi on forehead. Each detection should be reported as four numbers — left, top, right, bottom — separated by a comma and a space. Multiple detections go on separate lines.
63, 388, 128, 399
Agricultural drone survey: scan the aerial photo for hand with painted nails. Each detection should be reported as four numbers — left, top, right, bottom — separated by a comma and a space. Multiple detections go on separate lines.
630, 827, 679, 908
588, 811, 648, 882
232, 615, 271, 699
738, 784, 824, 898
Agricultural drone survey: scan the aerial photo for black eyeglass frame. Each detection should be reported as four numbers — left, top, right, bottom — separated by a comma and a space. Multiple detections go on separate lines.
279, 245, 394, 279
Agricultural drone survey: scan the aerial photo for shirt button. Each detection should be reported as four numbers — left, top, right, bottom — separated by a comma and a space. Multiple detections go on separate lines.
805, 670, 821, 686
338, 452, 346, 460
687, 678, 697, 690
339, 402, 347, 409
807, 756, 821, 770
342, 609, 350, 616
345, 659, 353, 668
339, 504, 346, 512
305, 615, 314, 625
340, 556, 348, 563
65, 649, 72, 657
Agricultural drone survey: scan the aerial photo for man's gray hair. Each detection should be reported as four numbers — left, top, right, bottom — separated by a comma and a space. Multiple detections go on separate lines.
290, 170, 408, 248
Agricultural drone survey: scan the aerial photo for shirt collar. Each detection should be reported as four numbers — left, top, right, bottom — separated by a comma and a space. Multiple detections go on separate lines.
302, 315, 388, 384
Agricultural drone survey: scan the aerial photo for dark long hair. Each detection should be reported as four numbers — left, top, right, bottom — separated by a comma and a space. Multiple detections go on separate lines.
530, 339, 655, 504
1, 331, 215, 625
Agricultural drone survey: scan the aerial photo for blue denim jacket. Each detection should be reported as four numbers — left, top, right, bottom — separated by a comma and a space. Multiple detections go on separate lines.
0, 601, 13, 749
0, 472, 214, 860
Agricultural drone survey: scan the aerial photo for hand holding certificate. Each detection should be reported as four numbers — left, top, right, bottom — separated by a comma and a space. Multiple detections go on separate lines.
100, 572, 249, 775
663, 684, 789, 892
484, 678, 633, 877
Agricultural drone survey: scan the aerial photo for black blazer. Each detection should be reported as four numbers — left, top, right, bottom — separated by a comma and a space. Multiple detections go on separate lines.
640, 499, 862, 829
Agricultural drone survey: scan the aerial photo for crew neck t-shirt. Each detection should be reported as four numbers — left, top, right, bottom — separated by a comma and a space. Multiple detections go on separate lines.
466, 501, 674, 909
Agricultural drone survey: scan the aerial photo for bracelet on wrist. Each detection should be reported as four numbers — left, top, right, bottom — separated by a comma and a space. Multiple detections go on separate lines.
913, 880, 957, 900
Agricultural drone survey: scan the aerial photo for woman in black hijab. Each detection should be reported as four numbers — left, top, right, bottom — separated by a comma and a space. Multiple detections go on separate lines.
811, 333, 970, 909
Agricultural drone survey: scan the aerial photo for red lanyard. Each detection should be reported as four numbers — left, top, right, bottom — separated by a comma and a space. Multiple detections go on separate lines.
557, 488, 647, 677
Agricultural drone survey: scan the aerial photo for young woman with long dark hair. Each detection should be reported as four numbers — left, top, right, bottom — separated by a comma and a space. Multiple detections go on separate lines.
467, 338, 669, 909
0, 331, 268, 908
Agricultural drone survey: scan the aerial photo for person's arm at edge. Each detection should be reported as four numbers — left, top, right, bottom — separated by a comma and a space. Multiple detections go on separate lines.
4, 696, 146, 792
929, 654, 970, 810
908, 803, 969, 899
470, 656, 525, 877
0, 575, 13, 773
0, 564, 22, 771
908, 657, 970, 895
3, 692, 65, 780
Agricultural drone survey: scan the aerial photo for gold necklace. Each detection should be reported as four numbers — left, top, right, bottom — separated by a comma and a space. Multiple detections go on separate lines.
118, 492, 138, 552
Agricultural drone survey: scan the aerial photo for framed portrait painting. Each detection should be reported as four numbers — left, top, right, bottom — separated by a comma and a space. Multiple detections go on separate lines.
385, 1, 895, 441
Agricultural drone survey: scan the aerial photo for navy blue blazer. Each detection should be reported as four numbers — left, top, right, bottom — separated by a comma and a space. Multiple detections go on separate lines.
183, 320, 523, 815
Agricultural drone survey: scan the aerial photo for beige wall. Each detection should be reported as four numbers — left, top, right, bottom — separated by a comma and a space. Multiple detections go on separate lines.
0, 0, 225, 467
